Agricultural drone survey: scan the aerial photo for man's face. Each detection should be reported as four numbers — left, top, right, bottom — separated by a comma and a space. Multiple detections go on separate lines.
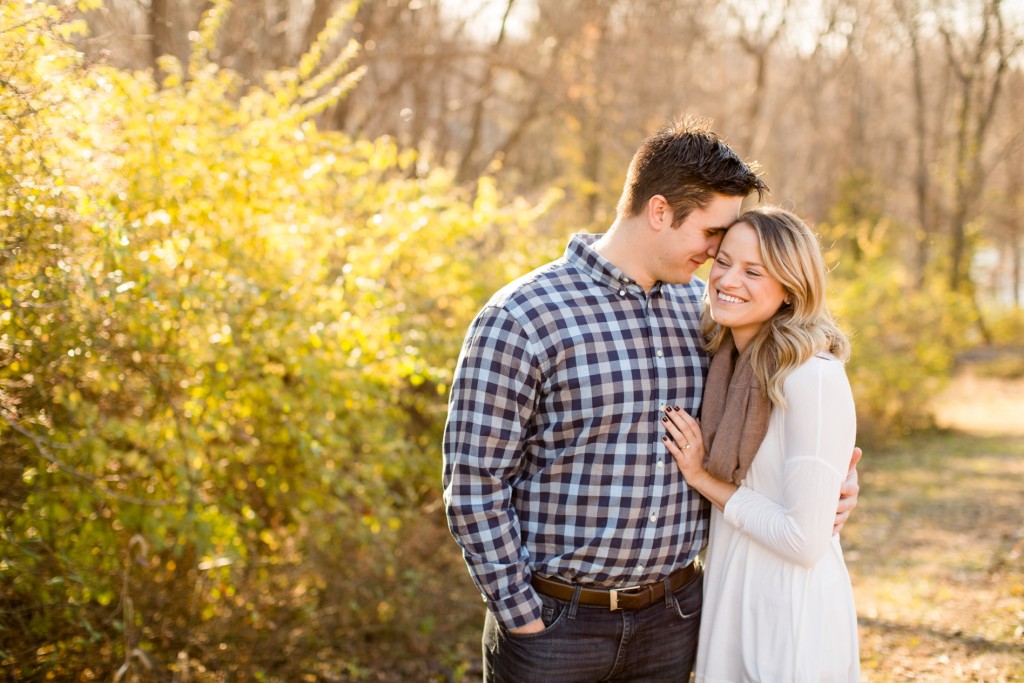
654, 194, 743, 284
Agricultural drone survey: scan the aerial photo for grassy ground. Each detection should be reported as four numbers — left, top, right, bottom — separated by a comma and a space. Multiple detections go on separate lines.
845, 429, 1023, 682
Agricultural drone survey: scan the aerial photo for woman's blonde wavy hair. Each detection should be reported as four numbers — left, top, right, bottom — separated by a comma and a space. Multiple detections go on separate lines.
701, 206, 850, 409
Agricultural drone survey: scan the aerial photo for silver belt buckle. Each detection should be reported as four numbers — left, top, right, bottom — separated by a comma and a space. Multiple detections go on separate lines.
608, 584, 641, 611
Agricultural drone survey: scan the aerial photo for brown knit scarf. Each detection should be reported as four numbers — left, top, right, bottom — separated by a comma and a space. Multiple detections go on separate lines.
701, 333, 773, 485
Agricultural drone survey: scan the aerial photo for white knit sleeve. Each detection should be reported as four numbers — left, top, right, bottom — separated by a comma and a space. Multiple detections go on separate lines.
723, 356, 857, 566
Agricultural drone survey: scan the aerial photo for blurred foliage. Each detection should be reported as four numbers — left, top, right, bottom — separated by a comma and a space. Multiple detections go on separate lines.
1, 1, 557, 680
972, 304, 1024, 378
984, 306, 1024, 347
822, 173, 976, 441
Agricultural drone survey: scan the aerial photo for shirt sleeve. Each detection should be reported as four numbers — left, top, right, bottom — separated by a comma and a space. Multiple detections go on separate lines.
722, 357, 856, 567
442, 304, 544, 628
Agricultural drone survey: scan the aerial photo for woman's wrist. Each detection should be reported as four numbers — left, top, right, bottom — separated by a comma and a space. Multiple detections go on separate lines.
688, 468, 714, 493
689, 469, 738, 511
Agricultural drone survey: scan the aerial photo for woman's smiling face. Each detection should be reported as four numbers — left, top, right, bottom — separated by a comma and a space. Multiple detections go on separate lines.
707, 221, 788, 352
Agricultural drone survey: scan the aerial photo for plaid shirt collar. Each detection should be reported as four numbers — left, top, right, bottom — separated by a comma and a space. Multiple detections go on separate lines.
566, 232, 666, 297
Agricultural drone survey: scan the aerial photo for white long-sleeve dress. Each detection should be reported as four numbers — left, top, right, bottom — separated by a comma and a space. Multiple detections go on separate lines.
693, 354, 860, 683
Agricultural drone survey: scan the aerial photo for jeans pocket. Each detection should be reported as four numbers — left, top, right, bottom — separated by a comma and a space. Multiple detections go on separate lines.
671, 571, 704, 621
507, 593, 568, 640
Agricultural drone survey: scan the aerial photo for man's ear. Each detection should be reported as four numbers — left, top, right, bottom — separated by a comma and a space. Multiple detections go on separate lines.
647, 194, 672, 230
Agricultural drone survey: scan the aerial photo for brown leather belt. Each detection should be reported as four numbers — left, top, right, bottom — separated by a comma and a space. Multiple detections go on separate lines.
530, 561, 700, 611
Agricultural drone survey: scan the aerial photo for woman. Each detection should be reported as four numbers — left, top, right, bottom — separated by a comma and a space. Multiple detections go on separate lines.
662, 206, 859, 681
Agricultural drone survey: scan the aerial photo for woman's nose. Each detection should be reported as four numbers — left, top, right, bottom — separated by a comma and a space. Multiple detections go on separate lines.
717, 266, 739, 288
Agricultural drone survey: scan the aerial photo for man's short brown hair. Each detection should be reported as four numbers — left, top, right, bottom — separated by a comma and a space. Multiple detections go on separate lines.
616, 116, 768, 226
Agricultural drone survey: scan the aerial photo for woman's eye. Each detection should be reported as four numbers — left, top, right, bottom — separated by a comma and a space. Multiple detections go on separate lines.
746, 270, 761, 277
715, 258, 729, 266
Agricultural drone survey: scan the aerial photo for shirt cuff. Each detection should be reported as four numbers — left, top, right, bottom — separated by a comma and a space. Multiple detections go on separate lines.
489, 581, 543, 630
722, 485, 759, 529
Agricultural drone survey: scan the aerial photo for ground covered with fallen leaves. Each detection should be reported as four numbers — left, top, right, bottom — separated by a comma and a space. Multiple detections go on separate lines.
846, 428, 1023, 681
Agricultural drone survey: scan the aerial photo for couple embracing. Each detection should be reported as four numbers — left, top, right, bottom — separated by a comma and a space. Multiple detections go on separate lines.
443, 116, 861, 682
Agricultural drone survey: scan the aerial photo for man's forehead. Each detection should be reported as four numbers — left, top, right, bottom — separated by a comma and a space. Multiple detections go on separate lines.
703, 195, 743, 219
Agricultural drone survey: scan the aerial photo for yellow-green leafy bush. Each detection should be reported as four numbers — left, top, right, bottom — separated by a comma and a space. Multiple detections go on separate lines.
1, 1, 556, 678
823, 217, 975, 440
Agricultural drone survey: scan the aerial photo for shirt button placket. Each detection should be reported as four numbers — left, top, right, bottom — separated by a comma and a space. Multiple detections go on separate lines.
643, 287, 673, 578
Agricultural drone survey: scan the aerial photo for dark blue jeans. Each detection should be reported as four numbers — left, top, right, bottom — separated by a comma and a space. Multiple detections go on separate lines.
482, 570, 703, 682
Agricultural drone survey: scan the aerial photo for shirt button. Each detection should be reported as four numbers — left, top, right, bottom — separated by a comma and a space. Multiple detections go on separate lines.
618, 289, 626, 296
649, 513, 657, 523
657, 460, 665, 468
656, 349, 663, 357
635, 564, 645, 572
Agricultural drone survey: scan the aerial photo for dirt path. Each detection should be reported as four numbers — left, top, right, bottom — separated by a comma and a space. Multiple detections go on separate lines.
845, 369, 1024, 682
932, 365, 1024, 436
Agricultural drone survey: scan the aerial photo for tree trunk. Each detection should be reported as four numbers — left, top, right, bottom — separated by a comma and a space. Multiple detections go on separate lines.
265, 0, 290, 70
456, 0, 516, 184
148, 0, 173, 71
943, 0, 1012, 293
897, 0, 931, 287
1013, 232, 1022, 308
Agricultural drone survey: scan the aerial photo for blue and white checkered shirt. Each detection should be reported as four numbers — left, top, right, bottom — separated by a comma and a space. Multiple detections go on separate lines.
443, 233, 711, 629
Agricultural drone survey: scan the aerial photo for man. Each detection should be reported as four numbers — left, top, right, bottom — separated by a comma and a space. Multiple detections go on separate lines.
443, 116, 860, 681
